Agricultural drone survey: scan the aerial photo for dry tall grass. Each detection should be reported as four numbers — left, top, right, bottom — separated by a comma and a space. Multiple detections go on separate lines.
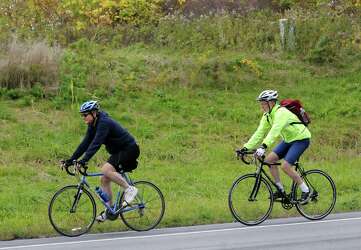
0, 39, 62, 89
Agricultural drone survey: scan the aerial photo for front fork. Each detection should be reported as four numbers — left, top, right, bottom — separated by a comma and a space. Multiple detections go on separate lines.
70, 185, 84, 213
249, 166, 263, 201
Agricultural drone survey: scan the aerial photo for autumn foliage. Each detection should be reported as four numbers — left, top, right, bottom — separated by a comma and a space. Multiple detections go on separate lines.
0, 0, 164, 44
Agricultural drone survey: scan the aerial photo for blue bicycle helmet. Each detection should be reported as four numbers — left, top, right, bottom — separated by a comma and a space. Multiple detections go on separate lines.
79, 100, 100, 113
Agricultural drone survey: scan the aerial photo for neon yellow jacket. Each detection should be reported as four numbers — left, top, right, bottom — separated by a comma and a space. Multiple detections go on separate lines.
244, 104, 311, 149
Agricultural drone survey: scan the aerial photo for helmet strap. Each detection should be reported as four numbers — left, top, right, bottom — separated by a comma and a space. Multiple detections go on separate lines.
90, 111, 98, 126
267, 101, 276, 114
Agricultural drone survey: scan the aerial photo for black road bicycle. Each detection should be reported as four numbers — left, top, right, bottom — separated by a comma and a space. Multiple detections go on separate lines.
228, 150, 336, 226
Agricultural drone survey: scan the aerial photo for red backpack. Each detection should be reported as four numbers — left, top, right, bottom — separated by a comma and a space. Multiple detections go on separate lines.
280, 99, 311, 126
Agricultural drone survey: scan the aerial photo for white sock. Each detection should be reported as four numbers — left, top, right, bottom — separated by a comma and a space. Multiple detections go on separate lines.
276, 182, 284, 192
299, 182, 309, 193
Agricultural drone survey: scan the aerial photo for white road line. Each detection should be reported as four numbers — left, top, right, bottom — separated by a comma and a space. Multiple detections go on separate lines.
1, 217, 361, 250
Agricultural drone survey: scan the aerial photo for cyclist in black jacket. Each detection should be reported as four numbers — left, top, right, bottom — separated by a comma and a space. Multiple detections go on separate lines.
64, 100, 139, 222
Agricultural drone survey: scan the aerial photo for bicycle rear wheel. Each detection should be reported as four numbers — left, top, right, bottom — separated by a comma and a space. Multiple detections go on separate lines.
294, 169, 336, 220
228, 174, 273, 226
120, 181, 165, 231
48, 185, 96, 237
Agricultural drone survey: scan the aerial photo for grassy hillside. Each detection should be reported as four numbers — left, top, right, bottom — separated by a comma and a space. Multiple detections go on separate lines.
0, 44, 361, 239
0, 2, 361, 240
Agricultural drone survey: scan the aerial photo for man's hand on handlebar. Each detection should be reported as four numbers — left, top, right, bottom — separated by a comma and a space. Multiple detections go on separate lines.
77, 159, 87, 168
62, 159, 74, 167
59, 159, 88, 176
254, 144, 267, 159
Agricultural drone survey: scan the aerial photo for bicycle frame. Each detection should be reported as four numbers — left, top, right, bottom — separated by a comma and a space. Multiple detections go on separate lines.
74, 171, 142, 216
247, 156, 306, 204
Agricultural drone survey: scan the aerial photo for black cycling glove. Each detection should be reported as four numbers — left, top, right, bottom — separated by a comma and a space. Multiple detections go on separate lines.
77, 159, 87, 167
63, 159, 74, 167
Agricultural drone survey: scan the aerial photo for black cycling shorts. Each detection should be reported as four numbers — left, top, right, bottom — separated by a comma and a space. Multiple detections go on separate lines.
107, 143, 140, 172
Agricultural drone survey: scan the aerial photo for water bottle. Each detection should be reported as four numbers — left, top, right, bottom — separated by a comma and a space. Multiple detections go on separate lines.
95, 187, 110, 203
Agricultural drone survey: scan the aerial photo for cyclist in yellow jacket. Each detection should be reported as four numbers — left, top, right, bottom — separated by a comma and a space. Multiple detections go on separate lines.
239, 90, 312, 204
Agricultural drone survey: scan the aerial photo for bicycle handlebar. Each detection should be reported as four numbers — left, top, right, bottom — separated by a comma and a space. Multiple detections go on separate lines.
60, 160, 88, 176
236, 150, 281, 167
236, 150, 254, 165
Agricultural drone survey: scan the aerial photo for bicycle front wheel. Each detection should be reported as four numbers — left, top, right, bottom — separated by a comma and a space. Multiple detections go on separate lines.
294, 169, 336, 220
48, 185, 96, 237
120, 181, 165, 231
228, 174, 273, 226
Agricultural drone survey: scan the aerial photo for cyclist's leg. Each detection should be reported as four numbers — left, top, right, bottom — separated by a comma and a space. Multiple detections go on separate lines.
100, 173, 113, 205
281, 139, 310, 187
281, 161, 303, 184
97, 163, 130, 222
265, 152, 281, 182
268, 141, 290, 190
101, 162, 130, 190
106, 144, 140, 205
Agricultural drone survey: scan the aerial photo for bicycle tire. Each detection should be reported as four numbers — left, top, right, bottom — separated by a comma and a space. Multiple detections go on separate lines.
228, 174, 274, 226
48, 185, 96, 237
119, 181, 165, 231
293, 169, 336, 220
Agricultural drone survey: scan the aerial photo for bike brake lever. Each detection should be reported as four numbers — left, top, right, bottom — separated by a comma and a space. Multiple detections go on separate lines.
59, 160, 66, 171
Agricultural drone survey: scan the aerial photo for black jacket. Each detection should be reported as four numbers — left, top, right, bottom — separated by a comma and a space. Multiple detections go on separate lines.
70, 112, 136, 162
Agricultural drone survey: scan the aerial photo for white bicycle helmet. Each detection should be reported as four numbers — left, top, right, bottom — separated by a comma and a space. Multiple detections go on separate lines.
257, 90, 278, 101
79, 100, 100, 113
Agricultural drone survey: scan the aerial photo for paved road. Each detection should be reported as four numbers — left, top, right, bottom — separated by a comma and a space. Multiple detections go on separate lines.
1, 212, 360, 250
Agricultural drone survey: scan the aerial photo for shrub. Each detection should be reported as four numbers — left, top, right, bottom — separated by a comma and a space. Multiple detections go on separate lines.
5, 88, 26, 100
0, 0, 164, 45
154, 11, 280, 52
307, 35, 337, 64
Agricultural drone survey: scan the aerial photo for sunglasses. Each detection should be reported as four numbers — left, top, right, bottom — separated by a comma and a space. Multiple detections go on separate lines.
81, 113, 90, 117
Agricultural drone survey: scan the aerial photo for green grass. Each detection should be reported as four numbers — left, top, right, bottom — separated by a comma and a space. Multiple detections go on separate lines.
0, 45, 361, 240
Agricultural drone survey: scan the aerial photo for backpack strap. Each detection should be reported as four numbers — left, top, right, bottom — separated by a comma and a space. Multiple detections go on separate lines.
290, 121, 306, 126
267, 106, 307, 127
